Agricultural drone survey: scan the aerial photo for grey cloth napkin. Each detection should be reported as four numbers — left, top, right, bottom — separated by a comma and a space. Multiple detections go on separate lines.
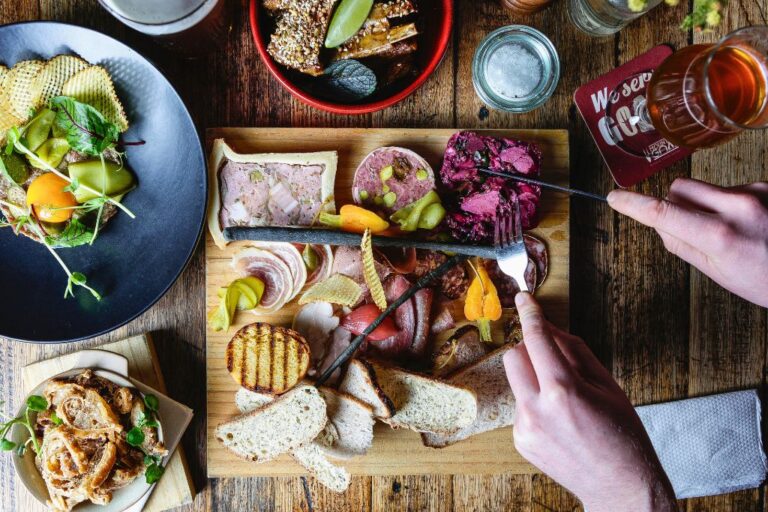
636, 389, 768, 499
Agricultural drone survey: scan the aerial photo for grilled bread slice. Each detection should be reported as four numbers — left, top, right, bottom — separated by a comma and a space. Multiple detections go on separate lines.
226, 323, 311, 394
340, 359, 478, 434
216, 384, 326, 463
422, 344, 517, 448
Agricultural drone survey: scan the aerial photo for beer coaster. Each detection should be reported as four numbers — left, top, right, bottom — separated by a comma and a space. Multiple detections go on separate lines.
573, 45, 693, 187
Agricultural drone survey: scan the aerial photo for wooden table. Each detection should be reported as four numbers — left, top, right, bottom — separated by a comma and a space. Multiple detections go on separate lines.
1, 1, 766, 510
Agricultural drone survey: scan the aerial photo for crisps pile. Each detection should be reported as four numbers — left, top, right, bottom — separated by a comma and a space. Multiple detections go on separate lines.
0, 54, 128, 144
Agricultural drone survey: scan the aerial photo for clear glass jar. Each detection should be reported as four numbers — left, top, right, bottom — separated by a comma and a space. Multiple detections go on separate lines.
567, 0, 663, 37
472, 26, 560, 113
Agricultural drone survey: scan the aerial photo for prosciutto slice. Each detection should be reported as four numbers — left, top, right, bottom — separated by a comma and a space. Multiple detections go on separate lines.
232, 247, 294, 312
248, 242, 307, 302
295, 243, 334, 287
369, 274, 415, 358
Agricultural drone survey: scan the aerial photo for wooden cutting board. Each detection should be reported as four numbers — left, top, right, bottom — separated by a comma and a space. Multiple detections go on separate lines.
205, 128, 569, 477
19, 334, 195, 511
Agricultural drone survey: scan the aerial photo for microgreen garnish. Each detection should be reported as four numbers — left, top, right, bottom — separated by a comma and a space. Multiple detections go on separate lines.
0, 396, 48, 456
125, 394, 165, 485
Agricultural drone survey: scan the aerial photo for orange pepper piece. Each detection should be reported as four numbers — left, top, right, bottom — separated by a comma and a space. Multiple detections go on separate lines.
464, 261, 502, 342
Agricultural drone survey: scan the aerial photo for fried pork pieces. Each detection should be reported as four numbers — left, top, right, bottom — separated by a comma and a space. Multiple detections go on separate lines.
35, 370, 167, 511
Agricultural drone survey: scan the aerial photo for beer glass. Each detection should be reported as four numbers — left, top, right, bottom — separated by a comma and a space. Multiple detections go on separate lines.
645, 26, 768, 149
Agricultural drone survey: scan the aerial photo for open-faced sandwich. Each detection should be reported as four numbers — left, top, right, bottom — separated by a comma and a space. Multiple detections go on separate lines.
0, 369, 166, 511
0, 55, 137, 300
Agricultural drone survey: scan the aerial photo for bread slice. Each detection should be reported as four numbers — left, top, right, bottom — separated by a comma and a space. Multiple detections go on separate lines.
226, 323, 311, 394
292, 443, 351, 492
339, 359, 395, 419
234, 386, 353, 492
216, 385, 326, 463
318, 387, 375, 459
422, 345, 517, 448
341, 359, 478, 434
236, 386, 374, 459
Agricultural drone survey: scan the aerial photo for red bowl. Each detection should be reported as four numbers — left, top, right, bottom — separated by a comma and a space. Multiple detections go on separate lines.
249, 0, 454, 115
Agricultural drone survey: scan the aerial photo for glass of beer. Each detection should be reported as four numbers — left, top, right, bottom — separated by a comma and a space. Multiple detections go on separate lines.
98, 0, 231, 55
646, 26, 768, 149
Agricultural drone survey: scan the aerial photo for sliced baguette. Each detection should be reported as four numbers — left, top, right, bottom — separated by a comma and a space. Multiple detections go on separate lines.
422, 345, 517, 448
216, 385, 326, 463
338, 359, 395, 419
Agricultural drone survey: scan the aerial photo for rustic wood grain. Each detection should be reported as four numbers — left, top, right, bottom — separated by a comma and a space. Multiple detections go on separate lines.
1, 0, 767, 510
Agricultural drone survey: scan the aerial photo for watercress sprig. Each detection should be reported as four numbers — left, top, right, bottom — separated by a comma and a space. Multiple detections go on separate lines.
125, 394, 165, 485
0, 396, 49, 457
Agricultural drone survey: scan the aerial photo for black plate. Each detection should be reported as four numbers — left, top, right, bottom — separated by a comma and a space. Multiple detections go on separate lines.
0, 22, 206, 343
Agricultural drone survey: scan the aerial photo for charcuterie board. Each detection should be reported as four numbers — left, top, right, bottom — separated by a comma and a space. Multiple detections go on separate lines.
205, 128, 569, 477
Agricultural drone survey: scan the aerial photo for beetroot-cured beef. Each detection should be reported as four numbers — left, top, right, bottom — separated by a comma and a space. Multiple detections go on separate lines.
440, 131, 542, 243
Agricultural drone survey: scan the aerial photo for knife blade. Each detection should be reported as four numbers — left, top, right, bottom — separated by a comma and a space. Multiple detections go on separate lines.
478, 167, 608, 203
223, 226, 498, 259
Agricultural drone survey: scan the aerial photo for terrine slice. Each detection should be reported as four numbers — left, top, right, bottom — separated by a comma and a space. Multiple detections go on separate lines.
207, 139, 337, 249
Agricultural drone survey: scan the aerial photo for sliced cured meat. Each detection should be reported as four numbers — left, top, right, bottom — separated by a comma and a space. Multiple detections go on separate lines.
374, 246, 417, 274
292, 302, 340, 375
296, 244, 334, 287
249, 242, 307, 302
412, 250, 469, 299
409, 288, 433, 357
341, 304, 399, 342
440, 131, 542, 243
370, 274, 415, 358
331, 246, 392, 294
430, 306, 455, 335
484, 258, 537, 308
318, 327, 354, 386
232, 247, 293, 313
352, 147, 436, 215
432, 325, 490, 377
524, 234, 548, 287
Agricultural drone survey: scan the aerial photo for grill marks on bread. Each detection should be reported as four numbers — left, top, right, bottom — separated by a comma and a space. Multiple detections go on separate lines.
227, 323, 310, 394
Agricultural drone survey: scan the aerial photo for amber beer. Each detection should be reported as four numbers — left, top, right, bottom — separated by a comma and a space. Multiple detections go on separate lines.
646, 26, 768, 149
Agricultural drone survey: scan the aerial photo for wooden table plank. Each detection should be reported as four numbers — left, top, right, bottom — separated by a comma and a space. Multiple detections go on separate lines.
1, 0, 767, 510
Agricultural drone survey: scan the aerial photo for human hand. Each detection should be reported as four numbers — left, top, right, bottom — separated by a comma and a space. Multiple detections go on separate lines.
504, 293, 677, 512
607, 179, 768, 308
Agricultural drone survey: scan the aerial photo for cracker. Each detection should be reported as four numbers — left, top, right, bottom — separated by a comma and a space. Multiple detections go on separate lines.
0, 64, 21, 143
0, 60, 45, 122
29, 55, 89, 108
61, 65, 129, 132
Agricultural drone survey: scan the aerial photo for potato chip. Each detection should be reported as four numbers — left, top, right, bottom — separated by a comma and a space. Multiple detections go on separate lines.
298, 274, 363, 307
0, 65, 21, 143
62, 65, 129, 132
29, 55, 89, 108
361, 229, 387, 311
0, 60, 45, 121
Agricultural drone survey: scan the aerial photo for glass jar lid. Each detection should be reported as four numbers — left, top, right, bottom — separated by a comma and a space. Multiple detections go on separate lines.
472, 25, 561, 113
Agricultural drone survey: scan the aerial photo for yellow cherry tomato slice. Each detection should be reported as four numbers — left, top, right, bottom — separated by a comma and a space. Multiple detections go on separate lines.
26, 173, 78, 223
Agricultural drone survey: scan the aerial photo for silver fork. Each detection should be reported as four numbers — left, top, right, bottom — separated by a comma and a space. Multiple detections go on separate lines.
494, 199, 529, 292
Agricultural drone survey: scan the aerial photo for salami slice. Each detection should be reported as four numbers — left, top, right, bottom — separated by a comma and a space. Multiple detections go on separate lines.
232, 247, 293, 313
485, 258, 537, 308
